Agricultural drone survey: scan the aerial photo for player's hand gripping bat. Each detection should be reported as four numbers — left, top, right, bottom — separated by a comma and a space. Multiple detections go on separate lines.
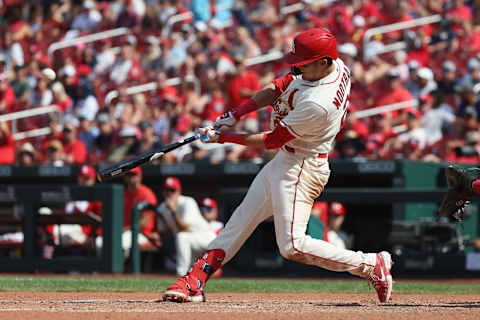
97, 133, 201, 182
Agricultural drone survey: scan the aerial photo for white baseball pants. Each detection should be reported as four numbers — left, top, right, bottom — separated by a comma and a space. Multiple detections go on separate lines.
208, 149, 376, 278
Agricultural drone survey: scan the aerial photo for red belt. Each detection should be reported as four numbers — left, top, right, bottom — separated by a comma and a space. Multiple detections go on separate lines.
284, 145, 327, 158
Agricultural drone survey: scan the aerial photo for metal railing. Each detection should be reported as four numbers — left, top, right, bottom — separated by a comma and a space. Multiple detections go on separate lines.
0, 105, 59, 140
47, 27, 130, 58
245, 50, 284, 66
354, 100, 419, 119
161, 12, 193, 37
362, 14, 442, 62
279, 0, 336, 16
103, 75, 200, 107
103, 49, 286, 107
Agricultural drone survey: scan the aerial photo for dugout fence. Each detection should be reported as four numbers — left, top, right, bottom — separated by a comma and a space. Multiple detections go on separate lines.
0, 184, 124, 273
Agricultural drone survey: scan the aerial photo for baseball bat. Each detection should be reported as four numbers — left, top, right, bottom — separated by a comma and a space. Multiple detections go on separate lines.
97, 133, 200, 182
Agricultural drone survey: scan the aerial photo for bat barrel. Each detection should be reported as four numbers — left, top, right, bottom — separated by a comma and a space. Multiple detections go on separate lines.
96, 133, 200, 183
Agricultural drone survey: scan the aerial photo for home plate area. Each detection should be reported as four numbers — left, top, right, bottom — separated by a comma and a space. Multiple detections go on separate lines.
0, 292, 479, 320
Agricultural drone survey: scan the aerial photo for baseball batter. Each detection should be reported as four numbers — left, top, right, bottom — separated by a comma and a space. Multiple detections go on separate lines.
163, 29, 393, 303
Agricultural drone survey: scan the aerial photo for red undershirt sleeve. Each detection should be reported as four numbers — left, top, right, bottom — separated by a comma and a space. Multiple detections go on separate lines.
263, 124, 296, 149
218, 124, 295, 149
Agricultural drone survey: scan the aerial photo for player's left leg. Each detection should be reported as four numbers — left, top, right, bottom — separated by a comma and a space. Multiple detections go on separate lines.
163, 159, 276, 302
175, 231, 217, 276
271, 152, 393, 302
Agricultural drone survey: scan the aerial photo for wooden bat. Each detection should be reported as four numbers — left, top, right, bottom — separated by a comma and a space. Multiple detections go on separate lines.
97, 133, 200, 182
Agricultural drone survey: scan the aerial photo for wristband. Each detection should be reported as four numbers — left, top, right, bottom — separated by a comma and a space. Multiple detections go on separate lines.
218, 133, 247, 145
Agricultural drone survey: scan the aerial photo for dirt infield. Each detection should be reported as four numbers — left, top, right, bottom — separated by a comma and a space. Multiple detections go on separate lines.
0, 292, 479, 320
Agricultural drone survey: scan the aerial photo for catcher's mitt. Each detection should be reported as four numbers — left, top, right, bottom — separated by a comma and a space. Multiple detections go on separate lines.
438, 165, 479, 222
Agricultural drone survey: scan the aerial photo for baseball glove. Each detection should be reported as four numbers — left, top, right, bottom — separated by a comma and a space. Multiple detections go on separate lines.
438, 165, 479, 222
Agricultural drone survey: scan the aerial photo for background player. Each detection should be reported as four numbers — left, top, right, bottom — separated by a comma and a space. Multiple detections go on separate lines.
156, 177, 217, 279
163, 28, 393, 304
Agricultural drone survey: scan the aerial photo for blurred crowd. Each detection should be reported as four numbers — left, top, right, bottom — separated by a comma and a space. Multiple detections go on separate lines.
1, 0, 480, 165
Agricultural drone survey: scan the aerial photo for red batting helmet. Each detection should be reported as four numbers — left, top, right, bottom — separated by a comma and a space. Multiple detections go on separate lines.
285, 28, 338, 66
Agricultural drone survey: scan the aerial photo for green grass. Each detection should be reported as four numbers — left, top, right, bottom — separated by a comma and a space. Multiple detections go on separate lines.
0, 277, 479, 294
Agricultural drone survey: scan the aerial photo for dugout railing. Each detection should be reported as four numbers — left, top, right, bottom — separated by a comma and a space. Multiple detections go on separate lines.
0, 184, 124, 273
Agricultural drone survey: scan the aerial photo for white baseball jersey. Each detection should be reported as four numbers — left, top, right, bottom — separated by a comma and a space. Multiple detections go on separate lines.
207, 57, 378, 279
272, 59, 351, 155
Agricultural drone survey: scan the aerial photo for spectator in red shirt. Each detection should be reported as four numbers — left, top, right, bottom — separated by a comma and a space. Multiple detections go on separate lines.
445, 0, 473, 36
227, 57, 261, 132
327, 6, 354, 43
62, 121, 87, 164
0, 73, 15, 115
373, 70, 415, 125
202, 82, 226, 124
51, 82, 73, 113
0, 121, 15, 164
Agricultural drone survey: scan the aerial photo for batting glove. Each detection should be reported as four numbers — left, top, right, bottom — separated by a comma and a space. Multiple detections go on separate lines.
214, 111, 236, 131
197, 127, 220, 143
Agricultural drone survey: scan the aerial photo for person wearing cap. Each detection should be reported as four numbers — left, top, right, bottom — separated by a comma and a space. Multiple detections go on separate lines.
437, 60, 458, 99
109, 32, 141, 85
77, 110, 97, 153
457, 81, 480, 121
156, 177, 217, 276
458, 58, 480, 90
96, 166, 158, 258
107, 125, 138, 163
16, 142, 36, 166
406, 67, 437, 99
327, 202, 348, 249
183, 140, 212, 164
199, 198, 224, 235
419, 90, 456, 146
306, 201, 329, 242
165, 28, 394, 304
0, 121, 15, 164
373, 69, 415, 125
91, 112, 114, 162
45, 139, 65, 166
141, 35, 162, 71
127, 120, 163, 160
45, 165, 103, 248
71, 0, 102, 31
337, 43, 365, 85
62, 121, 87, 164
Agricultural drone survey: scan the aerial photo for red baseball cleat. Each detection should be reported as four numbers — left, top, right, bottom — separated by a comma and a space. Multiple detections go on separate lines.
162, 276, 205, 303
368, 251, 393, 303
